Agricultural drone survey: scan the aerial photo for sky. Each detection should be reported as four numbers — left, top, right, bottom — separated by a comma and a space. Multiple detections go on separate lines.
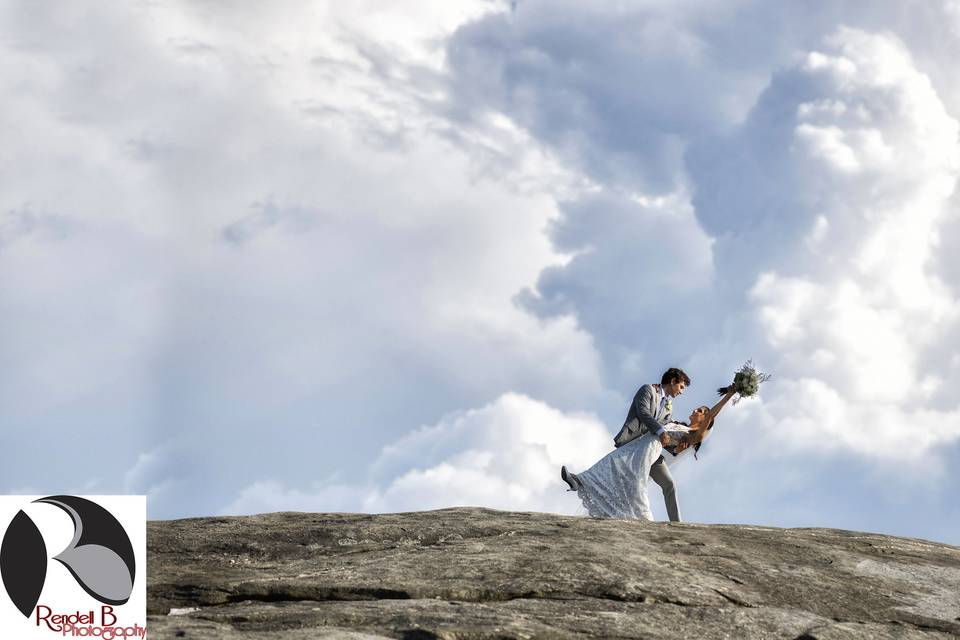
2, 0, 960, 545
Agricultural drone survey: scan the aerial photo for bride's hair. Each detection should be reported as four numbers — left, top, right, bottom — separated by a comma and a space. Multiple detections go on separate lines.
699, 406, 716, 431
692, 405, 715, 460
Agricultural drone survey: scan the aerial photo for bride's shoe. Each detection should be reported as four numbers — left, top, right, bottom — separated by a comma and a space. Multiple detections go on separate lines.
561, 466, 582, 492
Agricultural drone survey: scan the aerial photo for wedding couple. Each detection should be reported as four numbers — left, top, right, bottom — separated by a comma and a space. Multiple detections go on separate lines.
560, 367, 736, 521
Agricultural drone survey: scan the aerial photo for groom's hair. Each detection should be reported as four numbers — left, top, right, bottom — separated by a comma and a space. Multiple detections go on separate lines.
661, 368, 691, 386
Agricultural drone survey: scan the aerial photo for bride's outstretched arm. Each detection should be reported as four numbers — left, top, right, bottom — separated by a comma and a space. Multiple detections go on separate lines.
685, 385, 736, 445
706, 385, 737, 423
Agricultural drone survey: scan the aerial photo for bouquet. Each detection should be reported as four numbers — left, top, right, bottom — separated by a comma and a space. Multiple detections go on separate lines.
720, 360, 772, 403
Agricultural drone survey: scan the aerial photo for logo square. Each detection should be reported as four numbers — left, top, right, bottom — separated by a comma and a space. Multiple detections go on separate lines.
0, 496, 147, 639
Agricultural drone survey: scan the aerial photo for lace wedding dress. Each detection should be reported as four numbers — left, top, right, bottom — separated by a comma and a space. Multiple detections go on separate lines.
576, 423, 692, 520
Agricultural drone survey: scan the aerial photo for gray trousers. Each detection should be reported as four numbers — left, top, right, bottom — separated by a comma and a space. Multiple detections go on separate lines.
649, 456, 681, 522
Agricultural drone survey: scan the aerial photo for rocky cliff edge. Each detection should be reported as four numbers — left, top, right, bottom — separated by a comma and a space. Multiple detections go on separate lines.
147, 508, 960, 639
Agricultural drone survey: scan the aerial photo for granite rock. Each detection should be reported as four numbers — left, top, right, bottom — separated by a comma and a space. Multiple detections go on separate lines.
147, 508, 960, 639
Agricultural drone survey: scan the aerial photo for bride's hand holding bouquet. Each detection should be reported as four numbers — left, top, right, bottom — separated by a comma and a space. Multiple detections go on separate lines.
674, 361, 771, 453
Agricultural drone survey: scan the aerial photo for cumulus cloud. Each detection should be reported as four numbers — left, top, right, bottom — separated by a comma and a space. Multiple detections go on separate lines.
515, 189, 715, 386
441, 0, 815, 385
691, 27, 960, 458
221, 392, 610, 516
0, 0, 607, 516
452, 3, 960, 459
444, 0, 774, 194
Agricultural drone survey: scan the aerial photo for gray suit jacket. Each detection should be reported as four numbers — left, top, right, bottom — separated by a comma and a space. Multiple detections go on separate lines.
613, 383, 673, 448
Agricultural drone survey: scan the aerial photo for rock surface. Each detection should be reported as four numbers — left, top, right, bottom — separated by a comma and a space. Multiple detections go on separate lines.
147, 508, 960, 639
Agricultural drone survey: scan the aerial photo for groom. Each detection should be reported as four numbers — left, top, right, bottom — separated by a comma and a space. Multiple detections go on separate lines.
612, 367, 691, 522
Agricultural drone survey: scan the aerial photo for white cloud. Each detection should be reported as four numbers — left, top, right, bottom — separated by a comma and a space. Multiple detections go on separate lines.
121, 446, 192, 517
713, 28, 960, 457
0, 1, 606, 515
221, 392, 611, 515
443, 6, 960, 467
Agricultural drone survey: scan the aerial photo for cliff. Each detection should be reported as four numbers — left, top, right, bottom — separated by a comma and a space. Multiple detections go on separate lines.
147, 507, 960, 639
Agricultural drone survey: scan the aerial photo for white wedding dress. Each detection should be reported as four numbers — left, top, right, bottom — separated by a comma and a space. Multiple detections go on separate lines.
576, 422, 693, 520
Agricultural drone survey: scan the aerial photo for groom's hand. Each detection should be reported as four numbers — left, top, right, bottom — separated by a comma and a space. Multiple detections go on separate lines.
675, 436, 689, 452
659, 432, 671, 447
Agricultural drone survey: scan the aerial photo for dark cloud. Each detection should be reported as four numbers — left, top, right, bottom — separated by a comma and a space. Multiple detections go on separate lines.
446, 8, 709, 192
514, 189, 715, 389
221, 201, 320, 245
0, 206, 76, 247
441, 1, 863, 194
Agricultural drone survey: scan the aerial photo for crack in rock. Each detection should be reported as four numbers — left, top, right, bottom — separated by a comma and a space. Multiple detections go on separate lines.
711, 587, 755, 608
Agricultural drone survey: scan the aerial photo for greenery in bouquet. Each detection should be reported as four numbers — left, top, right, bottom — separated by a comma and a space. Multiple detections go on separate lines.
722, 360, 772, 403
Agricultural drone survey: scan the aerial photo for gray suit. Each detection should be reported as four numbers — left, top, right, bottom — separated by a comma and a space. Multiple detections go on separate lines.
614, 384, 672, 447
612, 383, 681, 522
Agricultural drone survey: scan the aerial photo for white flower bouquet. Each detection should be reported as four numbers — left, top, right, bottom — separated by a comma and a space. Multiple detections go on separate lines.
720, 360, 772, 403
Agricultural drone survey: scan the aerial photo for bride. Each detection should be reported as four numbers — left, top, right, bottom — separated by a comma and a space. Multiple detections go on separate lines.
561, 385, 737, 520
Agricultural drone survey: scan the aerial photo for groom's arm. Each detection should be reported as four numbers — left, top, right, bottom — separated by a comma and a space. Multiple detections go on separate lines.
633, 384, 666, 436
